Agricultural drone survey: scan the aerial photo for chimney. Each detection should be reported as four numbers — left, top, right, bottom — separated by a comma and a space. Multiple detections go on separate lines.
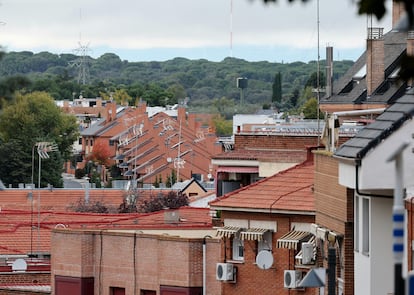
325, 46, 334, 98
392, 0, 406, 29
106, 101, 117, 121
177, 105, 186, 125
366, 27, 385, 96
137, 101, 147, 114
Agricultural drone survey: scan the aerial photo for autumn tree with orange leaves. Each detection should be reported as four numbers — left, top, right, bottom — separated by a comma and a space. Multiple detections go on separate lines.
87, 141, 111, 166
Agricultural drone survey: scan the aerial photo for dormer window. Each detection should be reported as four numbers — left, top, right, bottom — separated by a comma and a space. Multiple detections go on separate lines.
353, 64, 366, 81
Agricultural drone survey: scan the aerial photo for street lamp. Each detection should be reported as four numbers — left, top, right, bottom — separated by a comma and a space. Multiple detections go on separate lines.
32, 141, 58, 256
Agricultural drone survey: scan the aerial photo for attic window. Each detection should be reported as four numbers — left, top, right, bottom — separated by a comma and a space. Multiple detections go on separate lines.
389, 67, 400, 80
353, 64, 366, 80
339, 80, 354, 94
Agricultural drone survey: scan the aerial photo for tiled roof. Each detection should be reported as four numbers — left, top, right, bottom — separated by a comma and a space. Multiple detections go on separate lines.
210, 160, 314, 214
0, 206, 212, 255
335, 89, 414, 159
321, 30, 407, 106
81, 105, 221, 184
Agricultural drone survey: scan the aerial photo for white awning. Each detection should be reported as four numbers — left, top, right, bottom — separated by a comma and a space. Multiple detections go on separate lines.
240, 228, 269, 241
276, 230, 311, 250
216, 226, 241, 238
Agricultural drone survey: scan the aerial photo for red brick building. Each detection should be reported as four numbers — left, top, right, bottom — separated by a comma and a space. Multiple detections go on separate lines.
51, 228, 221, 295
210, 154, 317, 295
79, 102, 221, 187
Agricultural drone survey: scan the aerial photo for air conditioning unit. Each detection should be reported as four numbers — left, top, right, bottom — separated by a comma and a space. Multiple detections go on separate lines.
216, 263, 234, 281
302, 242, 313, 265
284, 270, 302, 288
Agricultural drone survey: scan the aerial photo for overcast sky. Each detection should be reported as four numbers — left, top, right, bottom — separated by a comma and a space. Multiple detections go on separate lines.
0, 0, 393, 63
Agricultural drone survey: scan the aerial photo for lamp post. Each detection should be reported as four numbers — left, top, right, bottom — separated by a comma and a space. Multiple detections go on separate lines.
35, 141, 58, 255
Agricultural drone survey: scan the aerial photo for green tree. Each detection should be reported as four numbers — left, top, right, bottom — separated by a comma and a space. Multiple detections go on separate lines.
272, 72, 282, 103
0, 139, 30, 187
0, 91, 79, 187
301, 97, 322, 119
305, 71, 326, 89
165, 170, 177, 188
212, 114, 233, 136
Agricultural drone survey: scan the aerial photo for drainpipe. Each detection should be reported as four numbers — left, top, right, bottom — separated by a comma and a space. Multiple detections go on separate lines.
387, 142, 409, 295
327, 247, 336, 295
203, 235, 212, 295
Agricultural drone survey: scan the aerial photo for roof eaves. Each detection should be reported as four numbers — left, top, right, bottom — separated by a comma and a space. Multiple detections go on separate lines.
210, 205, 315, 216
356, 112, 413, 159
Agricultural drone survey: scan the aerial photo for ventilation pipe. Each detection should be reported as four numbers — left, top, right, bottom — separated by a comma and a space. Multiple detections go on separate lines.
327, 247, 336, 295
325, 46, 333, 98
203, 235, 212, 295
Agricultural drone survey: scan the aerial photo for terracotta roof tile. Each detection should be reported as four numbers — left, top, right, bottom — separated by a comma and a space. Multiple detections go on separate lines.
0, 207, 212, 255
0, 189, 213, 255
210, 160, 314, 213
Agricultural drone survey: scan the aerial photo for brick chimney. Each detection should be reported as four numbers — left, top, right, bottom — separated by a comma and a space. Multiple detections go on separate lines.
136, 101, 147, 114
392, 0, 406, 29
177, 105, 187, 125
366, 27, 385, 96
106, 101, 117, 121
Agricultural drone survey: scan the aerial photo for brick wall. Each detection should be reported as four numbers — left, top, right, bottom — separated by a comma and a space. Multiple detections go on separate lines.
0, 290, 49, 295
234, 134, 351, 153
220, 211, 316, 295
51, 229, 222, 295
0, 272, 49, 285
314, 151, 354, 295
234, 134, 318, 151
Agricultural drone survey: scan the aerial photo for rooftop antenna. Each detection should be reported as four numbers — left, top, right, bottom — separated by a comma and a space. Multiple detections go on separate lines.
316, 0, 321, 146
69, 8, 91, 85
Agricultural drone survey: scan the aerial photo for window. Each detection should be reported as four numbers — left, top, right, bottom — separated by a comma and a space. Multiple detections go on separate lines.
232, 237, 244, 261
78, 137, 82, 144
110, 287, 125, 295
362, 197, 370, 255
140, 290, 156, 295
109, 140, 115, 146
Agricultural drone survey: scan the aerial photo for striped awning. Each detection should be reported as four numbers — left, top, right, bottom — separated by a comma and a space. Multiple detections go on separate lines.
216, 226, 241, 238
276, 230, 312, 250
240, 228, 269, 241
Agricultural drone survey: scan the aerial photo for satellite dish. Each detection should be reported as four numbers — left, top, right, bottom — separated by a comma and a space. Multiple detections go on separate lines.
256, 250, 273, 270
12, 258, 27, 272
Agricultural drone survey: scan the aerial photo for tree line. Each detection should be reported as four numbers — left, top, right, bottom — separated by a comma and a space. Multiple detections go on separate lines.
0, 51, 353, 116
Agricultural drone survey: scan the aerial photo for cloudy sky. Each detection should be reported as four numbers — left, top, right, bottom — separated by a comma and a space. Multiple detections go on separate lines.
0, 0, 393, 63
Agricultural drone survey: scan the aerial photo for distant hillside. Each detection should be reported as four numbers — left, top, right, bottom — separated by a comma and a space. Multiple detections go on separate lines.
0, 51, 354, 113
